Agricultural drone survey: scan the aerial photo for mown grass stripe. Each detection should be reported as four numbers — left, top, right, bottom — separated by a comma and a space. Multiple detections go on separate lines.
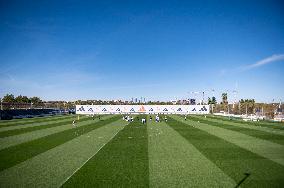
0, 115, 121, 172
0, 115, 65, 124
0, 119, 127, 188
191, 115, 284, 146
0, 115, 71, 128
184, 116, 284, 166
209, 115, 284, 130
0, 116, 90, 138
168, 116, 284, 187
0, 115, 110, 150
59, 124, 124, 188
62, 115, 149, 188
205, 115, 284, 136
0, 115, 77, 133
148, 117, 235, 187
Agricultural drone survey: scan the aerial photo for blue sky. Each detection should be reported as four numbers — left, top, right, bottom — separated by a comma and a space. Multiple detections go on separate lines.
0, 0, 283, 103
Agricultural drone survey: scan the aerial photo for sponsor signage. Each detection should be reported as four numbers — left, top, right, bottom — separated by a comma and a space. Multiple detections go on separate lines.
76, 105, 209, 114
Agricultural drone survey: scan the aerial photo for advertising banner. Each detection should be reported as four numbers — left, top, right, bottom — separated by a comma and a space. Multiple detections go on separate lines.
76, 105, 209, 114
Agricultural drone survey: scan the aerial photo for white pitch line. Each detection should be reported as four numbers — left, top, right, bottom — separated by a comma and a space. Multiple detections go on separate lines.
58, 122, 128, 188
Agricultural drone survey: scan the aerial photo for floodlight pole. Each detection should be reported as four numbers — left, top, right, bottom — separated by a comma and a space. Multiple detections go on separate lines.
202, 91, 204, 105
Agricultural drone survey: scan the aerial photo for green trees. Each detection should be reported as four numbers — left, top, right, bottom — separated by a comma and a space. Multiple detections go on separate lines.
221, 93, 228, 112
222, 93, 228, 104
239, 99, 255, 115
208, 97, 217, 113
1, 94, 42, 105
30, 97, 42, 104
2, 94, 15, 103
208, 97, 217, 104
15, 95, 30, 103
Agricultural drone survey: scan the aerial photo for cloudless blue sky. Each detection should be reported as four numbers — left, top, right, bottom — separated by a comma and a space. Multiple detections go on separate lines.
0, 0, 283, 102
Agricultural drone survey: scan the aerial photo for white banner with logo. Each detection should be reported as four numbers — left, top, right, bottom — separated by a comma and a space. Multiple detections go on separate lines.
76, 105, 210, 114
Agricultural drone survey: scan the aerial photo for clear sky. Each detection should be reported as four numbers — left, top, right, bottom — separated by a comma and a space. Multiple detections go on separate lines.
0, 0, 283, 103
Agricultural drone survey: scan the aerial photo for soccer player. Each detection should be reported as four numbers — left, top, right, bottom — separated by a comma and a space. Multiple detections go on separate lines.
156, 115, 160, 122
184, 116, 187, 121
72, 120, 76, 127
165, 116, 167, 122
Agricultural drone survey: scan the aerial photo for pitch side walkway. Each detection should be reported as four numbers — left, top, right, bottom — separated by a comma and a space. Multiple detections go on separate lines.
0, 119, 127, 188
147, 117, 235, 187
172, 115, 284, 166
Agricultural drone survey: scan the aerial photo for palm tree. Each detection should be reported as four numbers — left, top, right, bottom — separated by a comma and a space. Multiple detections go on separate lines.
222, 93, 228, 103
221, 93, 228, 112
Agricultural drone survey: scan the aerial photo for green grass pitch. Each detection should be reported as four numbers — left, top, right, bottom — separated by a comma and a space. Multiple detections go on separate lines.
0, 114, 283, 187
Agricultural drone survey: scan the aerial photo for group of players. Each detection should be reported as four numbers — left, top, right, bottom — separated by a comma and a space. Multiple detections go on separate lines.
72, 114, 188, 127
122, 114, 171, 124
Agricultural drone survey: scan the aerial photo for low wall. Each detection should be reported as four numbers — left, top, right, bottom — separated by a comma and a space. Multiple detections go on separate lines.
76, 105, 210, 115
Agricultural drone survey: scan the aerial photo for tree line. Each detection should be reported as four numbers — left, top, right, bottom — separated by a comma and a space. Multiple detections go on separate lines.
1, 94, 42, 104
209, 92, 282, 118
1, 93, 281, 118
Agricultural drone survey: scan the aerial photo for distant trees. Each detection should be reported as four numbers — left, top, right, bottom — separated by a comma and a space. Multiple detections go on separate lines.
1, 94, 42, 105
239, 99, 255, 115
30, 97, 42, 104
15, 95, 30, 103
221, 93, 228, 104
2, 94, 15, 103
208, 97, 217, 104
208, 97, 217, 113
220, 93, 228, 112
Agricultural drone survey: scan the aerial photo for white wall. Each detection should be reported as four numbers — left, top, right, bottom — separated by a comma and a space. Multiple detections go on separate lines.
76, 105, 210, 114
